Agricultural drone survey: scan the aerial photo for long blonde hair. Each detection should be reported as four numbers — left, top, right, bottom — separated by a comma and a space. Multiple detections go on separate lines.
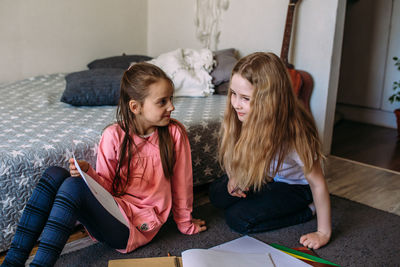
218, 52, 323, 191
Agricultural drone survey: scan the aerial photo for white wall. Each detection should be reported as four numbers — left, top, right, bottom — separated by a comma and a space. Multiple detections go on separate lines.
148, 0, 346, 154
336, 0, 399, 129
383, 0, 400, 112
0, 0, 148, 83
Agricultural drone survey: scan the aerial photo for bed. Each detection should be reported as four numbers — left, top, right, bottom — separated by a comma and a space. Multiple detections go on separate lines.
0, 48, 237, 252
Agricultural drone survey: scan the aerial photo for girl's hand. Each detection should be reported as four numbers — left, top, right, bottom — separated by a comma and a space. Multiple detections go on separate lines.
192, 218, 207, 233
299, 231, 330, 249
227, 177, 247, 198
68, 158, 90, 177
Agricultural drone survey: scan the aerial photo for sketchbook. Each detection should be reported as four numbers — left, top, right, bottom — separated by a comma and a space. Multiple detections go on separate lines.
210, 236, 312, 267
73, 155, 129, 228
181, 248, 274, 267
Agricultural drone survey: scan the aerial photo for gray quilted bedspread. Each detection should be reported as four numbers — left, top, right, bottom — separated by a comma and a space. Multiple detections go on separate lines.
0, 73, 226, 252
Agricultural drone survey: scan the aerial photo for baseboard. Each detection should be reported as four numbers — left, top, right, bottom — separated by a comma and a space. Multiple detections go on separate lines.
335, 104, 396, 128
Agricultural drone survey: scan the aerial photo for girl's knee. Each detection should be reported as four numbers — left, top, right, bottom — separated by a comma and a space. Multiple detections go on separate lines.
59, 177, 84, 191
58, 177, 87, 202
224, 207, 251, 234
41, 166, 70, 188
44, 166, 70, 179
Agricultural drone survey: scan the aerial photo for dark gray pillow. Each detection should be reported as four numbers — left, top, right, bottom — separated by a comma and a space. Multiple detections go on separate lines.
87, 54, 152, 70
210, 48, 238, 86
214, 81, 230, 95
61, 68, 124, 106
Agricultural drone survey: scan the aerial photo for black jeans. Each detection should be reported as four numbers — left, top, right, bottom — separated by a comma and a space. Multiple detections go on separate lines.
209, 174, 313, 234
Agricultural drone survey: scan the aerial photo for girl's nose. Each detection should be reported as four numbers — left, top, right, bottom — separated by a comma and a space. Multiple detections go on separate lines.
232, 97, 240, 110
168, 102, 175, 112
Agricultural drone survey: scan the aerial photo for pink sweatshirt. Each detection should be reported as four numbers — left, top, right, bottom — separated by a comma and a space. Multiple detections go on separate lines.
86, 123, 198, 253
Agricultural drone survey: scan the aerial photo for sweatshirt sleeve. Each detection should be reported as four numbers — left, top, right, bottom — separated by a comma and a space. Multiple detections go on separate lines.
86, 125, 120, 193
170, 124, 199, 235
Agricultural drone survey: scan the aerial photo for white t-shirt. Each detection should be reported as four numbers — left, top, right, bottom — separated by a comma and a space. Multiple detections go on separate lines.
271, 150, 308, 185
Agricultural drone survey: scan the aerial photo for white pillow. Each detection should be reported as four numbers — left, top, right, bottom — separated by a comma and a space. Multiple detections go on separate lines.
148, 48, 215, 97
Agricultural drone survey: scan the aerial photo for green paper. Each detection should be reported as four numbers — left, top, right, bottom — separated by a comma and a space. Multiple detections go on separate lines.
270, 243, 340, 266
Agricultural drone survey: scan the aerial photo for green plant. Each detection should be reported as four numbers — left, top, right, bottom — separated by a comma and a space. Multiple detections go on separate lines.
388, 56, 400, 104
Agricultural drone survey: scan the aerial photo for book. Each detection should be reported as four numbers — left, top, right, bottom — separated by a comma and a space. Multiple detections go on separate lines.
109, 256, 182, 267
73, 155, 129, 228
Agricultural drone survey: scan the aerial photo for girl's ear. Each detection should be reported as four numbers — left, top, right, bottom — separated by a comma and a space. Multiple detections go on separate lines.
129, 100, 141, 115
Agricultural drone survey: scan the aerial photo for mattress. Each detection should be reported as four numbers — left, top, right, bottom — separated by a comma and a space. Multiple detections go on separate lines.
0, 73, 226, 252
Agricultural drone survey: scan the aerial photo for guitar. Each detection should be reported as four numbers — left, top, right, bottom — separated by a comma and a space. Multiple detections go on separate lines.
281, 0, 313, 111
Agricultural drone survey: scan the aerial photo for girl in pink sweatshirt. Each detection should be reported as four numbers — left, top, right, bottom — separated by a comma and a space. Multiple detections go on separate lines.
1, 62, 206, 267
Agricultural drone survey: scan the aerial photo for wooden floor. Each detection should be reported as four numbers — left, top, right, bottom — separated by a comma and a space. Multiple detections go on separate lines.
2, 120, 399, 264
326, 155, 400, 216
329, 119, 400, 215
331, 119, 400, 172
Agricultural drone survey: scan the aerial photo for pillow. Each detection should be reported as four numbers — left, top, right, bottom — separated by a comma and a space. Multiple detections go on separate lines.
87, 54, 153, 70
214, 81, 229, 95
148, 48, 215, 97
210, 48, 238, 86
61, 68, 124, 106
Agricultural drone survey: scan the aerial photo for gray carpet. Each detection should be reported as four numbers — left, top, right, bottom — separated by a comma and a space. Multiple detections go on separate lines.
56, 195, 400, 267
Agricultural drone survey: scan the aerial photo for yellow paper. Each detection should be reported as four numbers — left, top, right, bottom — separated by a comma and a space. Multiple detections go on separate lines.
108, 256, 182, 267
282, 251, 317, 262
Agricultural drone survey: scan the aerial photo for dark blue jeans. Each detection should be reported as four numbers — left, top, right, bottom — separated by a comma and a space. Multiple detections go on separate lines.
1, 166, 129, 267
209, 174, 313, 234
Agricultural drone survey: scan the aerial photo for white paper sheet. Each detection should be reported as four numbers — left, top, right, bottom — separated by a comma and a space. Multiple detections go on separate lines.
182, 248, 274, 267
73, 155, 129, 228
211, 236, 311, 267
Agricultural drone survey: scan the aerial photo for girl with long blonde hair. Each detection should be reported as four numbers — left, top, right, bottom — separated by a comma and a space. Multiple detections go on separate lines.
209, 52, 331, 249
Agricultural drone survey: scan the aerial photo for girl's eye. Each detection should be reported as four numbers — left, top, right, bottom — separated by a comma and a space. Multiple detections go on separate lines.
243, 97, 250, 101
231, 90, 236, 95
159, 97, 173, 106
